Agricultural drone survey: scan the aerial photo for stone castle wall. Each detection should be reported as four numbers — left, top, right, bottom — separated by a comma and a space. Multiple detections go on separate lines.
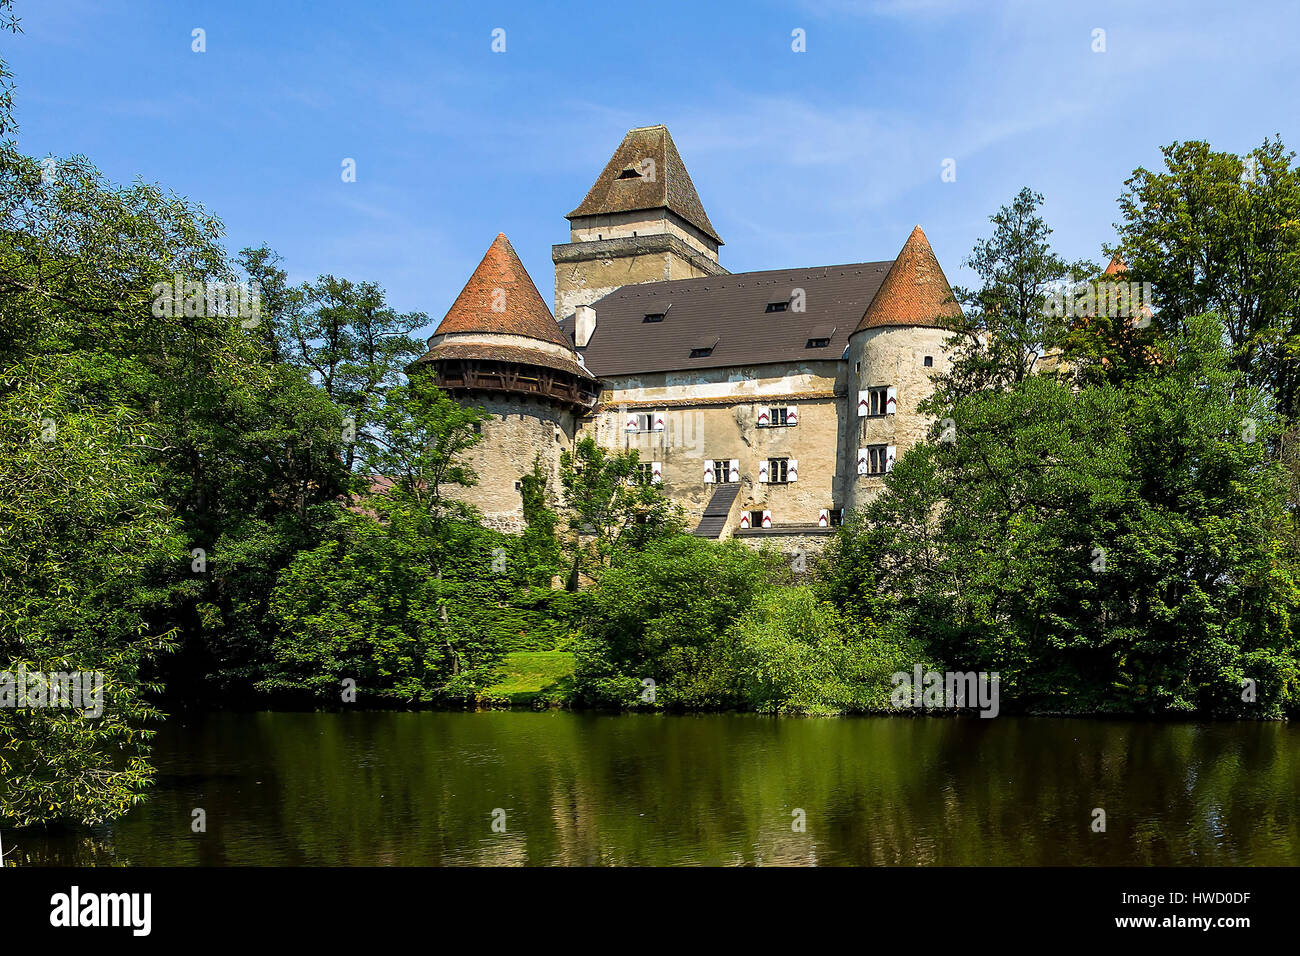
443, 394, 576, 534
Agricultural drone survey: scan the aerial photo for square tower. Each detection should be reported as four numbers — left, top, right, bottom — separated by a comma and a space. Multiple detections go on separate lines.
553, 125, 728, 334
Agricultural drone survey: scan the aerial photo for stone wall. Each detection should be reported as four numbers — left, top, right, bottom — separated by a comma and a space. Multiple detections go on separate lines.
442, 393, 575, 534
552, 232, 727, 325
579, 361, 848, 533
841, 325, 951, 515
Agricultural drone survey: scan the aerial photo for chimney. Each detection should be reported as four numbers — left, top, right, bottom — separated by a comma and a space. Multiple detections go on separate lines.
575, 305, 597, 348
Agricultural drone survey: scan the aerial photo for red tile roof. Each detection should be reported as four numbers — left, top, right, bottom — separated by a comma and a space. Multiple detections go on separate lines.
855, 225, 961, 333
433, 233, 571, 348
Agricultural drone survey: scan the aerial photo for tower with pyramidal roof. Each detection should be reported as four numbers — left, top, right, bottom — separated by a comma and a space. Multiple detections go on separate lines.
552, 124, 729, 339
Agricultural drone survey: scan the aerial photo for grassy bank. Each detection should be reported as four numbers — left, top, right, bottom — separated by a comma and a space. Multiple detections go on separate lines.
483, 651, 575, 706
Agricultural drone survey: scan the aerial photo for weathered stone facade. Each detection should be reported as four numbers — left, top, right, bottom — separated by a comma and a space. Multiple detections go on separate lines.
442, 393, 576, 534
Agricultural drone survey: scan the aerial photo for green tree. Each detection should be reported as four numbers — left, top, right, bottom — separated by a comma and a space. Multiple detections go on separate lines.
936, 187, 1094, 404
281, 274, 426, 471
571, 537, 785, 708
558, 435, 685, 586
1116, 138, 1300, 416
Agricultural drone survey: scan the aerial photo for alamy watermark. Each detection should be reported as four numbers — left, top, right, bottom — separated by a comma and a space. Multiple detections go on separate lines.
891, 666, 1000, 718
1042, 280, 1154, 324
0, 666, 104, 719
151, 274, 262, 327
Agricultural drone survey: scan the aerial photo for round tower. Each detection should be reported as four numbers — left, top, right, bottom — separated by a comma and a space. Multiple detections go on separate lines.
414, 232, 598, 533
843, 226, 961, 516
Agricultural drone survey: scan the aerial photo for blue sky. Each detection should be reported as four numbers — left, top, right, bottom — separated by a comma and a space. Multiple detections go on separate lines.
9, 0, 1300, 337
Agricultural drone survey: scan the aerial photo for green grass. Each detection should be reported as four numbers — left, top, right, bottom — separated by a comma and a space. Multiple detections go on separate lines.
484, 650, 575, 706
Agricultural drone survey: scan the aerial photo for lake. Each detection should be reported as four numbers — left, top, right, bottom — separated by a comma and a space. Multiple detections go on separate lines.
13, 711, 1300, 865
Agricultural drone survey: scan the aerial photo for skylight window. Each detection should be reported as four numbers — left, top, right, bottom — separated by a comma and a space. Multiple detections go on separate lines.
806, 337, 830, 348
765, 301, 790, 313
643, 313, 665, 322
689, 346, 713, 358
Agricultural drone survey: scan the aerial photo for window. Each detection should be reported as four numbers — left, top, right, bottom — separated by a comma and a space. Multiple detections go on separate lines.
618, 166, 642, 179
643, 313, 665, 323
749, 510, 765, 528
760, 406, 794, 427
689, 346, 714, 358
862, 386, 889, 417
633, 462, 654, 485
862, 445, 889, 475
829, 507, 844, 528
713, 459, 731, 483
514, 480, 523, 491
924, 355, 934, 367
765, 301, 790, 313
806, 337, 830, 348
767, 458, 789, 484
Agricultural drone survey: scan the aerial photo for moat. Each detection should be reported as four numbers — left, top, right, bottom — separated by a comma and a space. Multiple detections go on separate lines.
15, 712, 1300, 866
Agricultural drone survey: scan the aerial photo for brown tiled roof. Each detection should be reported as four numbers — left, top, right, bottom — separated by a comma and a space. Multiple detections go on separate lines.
1103, 252, 1127, 275
433, 233, 570, 348
561, 261, 892, 376
567, 125, 723, 245
419, 339, 594, 381
855, 226, 961, 333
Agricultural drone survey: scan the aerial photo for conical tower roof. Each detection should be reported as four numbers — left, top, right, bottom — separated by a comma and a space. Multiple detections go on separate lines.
434, 233, 570, 348
567, 125, 723, 244
854, 226, 961, 333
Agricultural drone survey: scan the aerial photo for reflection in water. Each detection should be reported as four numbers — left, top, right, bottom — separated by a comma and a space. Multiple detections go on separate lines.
13, 712, 1300, 866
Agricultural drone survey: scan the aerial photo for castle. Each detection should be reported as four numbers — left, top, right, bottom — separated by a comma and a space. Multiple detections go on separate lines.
415, 125, 961, 552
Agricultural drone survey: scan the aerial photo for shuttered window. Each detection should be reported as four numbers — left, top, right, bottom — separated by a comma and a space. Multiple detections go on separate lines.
858, 445, 889, 475
859, 387, 890, 417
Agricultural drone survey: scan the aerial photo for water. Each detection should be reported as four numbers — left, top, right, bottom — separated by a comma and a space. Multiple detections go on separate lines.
13, 711, 1300, 866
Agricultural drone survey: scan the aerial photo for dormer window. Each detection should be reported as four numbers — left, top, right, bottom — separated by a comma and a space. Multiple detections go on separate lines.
805, 325, 834, 349
690, 335, 719, 359
765, 301, 790, 313
618, 166, 642, 179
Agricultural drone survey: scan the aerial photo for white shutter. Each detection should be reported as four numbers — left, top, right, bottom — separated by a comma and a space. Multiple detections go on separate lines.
761, 509, 772, 528
758, 460, 769, 483
653, 411, 666, 432
625, 413, 638, 432
704, 460, 715, 484
857, 390, 869, 417
739, 511, 751, 529
818, 509, 829, 527
787, 405, 798, 426
787, 459, 798, 482
857, 448, 869, 475
728, 458, 740, 482
885, 445, 897, 472
886, 386, 897, 415
757, 406, 771, 427
651, 461, 663, 484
